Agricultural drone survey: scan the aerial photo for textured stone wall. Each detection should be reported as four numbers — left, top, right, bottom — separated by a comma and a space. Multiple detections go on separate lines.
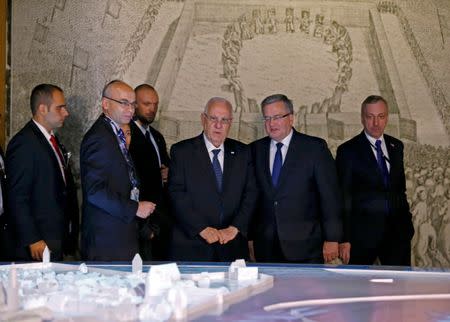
8, 0, 450, 268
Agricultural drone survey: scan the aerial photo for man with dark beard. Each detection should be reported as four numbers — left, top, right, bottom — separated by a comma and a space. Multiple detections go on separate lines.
129, 84, 171, 260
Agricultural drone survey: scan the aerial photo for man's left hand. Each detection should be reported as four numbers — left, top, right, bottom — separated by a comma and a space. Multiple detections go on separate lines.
323, 241, 339, 263
218, 226, 239, 244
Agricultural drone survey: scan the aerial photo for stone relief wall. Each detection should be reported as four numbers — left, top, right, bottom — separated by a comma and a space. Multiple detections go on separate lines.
9, 0, 450, 267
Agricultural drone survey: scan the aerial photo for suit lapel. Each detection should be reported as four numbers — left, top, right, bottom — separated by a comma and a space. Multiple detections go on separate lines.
193, 135, 221, 194
29, 121, 66, 186
275, 131, 297, 189
100, 115, 128, 164
222, 139, 236, 194
385, 135, 399, 179
357, 132, 385, 186
261, 137, 274, 191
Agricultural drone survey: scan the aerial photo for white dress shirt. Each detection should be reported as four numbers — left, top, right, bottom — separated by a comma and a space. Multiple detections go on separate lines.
364, 131, 391, 172
269, 129, 293, 175
203, 134, 224, 171
32, 119, 66, 182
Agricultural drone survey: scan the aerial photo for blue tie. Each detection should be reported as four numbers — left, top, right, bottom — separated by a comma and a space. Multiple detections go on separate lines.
272, 142, 283, 187
375, 139, 389, 186
212, 149, 223, 192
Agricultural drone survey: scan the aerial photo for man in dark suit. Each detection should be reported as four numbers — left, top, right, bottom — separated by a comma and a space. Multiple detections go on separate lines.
129, 84, 171, 260
6, 84, 79, 261
80, 80, 155, 261
0, 146, 13, 261
336, 95, 414, 265
168, 97, 257, 261
250, 94, 342, 264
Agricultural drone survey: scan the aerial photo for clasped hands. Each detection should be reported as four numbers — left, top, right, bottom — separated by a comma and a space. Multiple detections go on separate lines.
323, 241, 351, 264
136, 201, 157, 219
199, 226, 238, 244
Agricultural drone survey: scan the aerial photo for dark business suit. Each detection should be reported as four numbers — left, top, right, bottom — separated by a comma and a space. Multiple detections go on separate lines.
335, 131, 414, 265
129, 121, 172, 260
6, 120, 79, 261
80, 115, 139, 261
168, 134, 257, 261
251, 129, 343, 263
0, 146, 14, 261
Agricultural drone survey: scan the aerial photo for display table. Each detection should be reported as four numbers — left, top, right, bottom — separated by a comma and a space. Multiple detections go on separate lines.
1, 261, 450, 321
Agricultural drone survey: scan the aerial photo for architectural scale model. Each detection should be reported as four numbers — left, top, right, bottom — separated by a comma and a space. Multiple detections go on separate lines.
0, 252, 273, 321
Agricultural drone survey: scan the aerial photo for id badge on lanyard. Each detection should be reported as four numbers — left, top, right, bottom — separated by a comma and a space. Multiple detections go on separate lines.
130, 187, 140, 202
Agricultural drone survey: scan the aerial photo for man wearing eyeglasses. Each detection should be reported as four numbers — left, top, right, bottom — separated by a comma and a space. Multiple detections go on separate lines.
250, 94, 343, 263
335, 95, 414, 265
6, 84, 79, 261
80, 80, 156, 261
168, 97, 257, 261
129, 84, 172, 261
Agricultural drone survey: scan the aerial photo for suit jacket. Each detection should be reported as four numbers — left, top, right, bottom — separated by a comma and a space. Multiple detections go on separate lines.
251, 129, 343, 262
80, 115, 139, 261
0, 146, 14, 261
335, 131, 414, 250
5, 120, 79, 261
129, 121, 171, 260
168, 134, 257, 261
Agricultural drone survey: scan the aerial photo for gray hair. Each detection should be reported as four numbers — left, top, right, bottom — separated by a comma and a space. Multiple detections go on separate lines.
204, 97, 233, 114
261, 94, 294, 114
361, 95, 388, 114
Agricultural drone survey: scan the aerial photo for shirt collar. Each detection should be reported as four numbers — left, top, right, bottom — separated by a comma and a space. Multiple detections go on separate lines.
271, 128, 293, 148
203, 133, 225, 153
134, 119, 149, 135
32, 119, 54, 141
364, 131, 385, 146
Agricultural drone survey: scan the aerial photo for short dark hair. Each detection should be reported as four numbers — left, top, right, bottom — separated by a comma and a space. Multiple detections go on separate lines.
30, 84, 63, 116
134, 83, 156, 93
261, 94, 294, 114
361, 95, 388, 114
102, 79, 125, 98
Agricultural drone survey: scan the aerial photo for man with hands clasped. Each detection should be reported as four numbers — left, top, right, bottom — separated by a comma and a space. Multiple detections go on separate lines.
168, 97, 257, 261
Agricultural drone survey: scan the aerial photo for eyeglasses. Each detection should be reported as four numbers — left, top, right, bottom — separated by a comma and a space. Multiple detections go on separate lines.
262, 112, 292, 122
103, 96, 137, 109
203, 113, 233, 125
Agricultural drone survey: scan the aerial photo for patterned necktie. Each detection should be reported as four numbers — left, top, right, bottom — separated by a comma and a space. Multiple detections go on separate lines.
375, 139, 389, 186
50, 135, 65, 167
117, 128, 139, 188
272, 142, 283, 187
50, 135, 66, 184
212, 149, 223, 192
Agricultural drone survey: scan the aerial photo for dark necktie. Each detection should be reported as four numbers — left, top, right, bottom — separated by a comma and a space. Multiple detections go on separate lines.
272, 142, 283, 187
212, 149, 223, 192
375, 139, 389, 186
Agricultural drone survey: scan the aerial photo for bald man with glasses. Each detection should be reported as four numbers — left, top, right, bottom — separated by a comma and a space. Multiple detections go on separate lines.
168, 97, 257, 261
80, 80, 155, 261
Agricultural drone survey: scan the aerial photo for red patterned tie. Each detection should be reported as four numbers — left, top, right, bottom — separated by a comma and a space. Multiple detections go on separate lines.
50, 135, 65, 168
